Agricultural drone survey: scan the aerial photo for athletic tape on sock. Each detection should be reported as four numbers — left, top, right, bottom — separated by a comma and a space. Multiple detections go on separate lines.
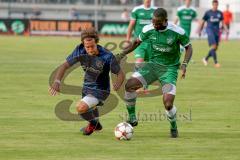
165, 105, 177, 119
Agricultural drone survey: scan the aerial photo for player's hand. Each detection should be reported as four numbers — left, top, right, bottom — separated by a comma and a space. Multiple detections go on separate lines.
122, 40, 132, 50
197, 29, 202, 37
180, 64, 187, 79
115, 53, 122, 63
49, 80, 60, 96
115, 53, 127, 63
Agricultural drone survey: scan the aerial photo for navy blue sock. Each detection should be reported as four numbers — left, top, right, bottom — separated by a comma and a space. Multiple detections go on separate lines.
211, 49, 218, 64
79, 107, 99, 125
206, 49, 213, 60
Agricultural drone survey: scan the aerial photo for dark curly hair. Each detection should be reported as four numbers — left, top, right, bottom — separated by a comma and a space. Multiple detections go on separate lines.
154, 8, 167, 19
81, 27, 99, 43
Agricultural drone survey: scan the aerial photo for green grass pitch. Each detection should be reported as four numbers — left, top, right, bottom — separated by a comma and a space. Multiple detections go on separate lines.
0, 36, 240, 160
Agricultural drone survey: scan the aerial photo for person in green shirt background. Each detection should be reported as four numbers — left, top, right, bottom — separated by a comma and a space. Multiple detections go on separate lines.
126, 0, 156, 96
174, 0, 197, 38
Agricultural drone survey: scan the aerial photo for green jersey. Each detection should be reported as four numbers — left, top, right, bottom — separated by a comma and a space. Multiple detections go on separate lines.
177, 5, 197, 37
139, 23, 190, 66
131, 5, 156, 38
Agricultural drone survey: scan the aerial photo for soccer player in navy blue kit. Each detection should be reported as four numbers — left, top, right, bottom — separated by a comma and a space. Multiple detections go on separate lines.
198, 0, 226, 68
49, 28, 125, 135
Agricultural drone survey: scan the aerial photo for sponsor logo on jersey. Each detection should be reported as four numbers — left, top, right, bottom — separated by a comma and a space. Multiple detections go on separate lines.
153, 44, 172, 52
139, 19, 151, 25
182, 15, 193, 20
210, 16, 220, 22
149, 35, 157, 40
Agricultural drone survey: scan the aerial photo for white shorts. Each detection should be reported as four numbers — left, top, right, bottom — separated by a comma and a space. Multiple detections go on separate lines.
81, 94, 99, 108
162, 83, 176, 95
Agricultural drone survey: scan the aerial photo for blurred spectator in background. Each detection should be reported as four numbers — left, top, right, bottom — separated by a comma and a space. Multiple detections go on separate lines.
174, 0, 197, 38
70, 8, 80, 20
121, 8, 129, 21
120, 0, 128, 5
223, 4, 233, 41
32, 6, 41, 19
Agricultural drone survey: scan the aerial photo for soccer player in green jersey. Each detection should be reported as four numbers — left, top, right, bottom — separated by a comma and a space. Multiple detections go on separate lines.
174, 0, 197, 38
126, 0, 156, 95
117, 8, 193, 138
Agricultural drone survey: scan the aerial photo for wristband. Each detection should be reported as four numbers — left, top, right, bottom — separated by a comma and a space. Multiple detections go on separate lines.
54, 79, 61, 84
182, 62, 188, 67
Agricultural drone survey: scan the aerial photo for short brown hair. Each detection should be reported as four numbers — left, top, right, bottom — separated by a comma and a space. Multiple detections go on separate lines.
81, 28, 99, 43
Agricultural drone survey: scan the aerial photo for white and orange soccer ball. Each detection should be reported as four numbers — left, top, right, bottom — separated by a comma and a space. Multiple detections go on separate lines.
114, 122, 134, 140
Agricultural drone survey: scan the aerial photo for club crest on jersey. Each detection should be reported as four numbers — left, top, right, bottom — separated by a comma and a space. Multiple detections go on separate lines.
167, 37, 174, 45
149, 35, 157, 40
95, 59, 104, 69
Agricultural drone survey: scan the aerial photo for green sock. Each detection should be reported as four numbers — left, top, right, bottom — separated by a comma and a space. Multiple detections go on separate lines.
168, 116, 177, 129
126, 105, 136, 120
170, 120, 177, 129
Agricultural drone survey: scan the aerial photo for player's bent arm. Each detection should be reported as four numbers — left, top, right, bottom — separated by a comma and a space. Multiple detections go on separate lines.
54, 61, 71, 82
126, 20, 136, 41
118, 39, 141, 60
112, 69, 125, 91
180, 44, 193, 79
183, 44, 193, 64
49, 61, 71, 96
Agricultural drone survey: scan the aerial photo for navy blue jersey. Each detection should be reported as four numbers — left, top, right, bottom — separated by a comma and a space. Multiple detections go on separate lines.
203, 9, 223, 32
66, 44, 120, 100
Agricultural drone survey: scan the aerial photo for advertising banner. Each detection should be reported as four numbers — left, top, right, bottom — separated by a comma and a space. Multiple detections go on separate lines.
29, 20, 93, 36
0, 19, 29, 35
1, 19, 240, 39
98, 21, 128, 35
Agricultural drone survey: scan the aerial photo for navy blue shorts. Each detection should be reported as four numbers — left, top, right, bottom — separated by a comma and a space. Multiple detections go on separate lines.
206, 28, 219, 46
82, 86, 110, 101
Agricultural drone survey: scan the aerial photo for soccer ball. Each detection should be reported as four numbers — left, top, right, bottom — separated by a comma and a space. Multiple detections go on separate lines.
114, 122, 133, 140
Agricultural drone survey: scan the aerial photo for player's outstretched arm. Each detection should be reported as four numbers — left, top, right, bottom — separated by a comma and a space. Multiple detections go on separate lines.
112, 69, 125, 91
49, 61, 70, 96
116, 39, 141, 62
181, 44, 193, 79
126, 20, 136, 41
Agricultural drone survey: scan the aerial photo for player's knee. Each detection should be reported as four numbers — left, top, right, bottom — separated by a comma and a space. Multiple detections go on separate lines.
212, 44, 217, 50
125, 81, 133, 92
164, 101, 173, 111
163, 96, 174, 111
125, 79, 140, 92
76, 101, 89, 114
